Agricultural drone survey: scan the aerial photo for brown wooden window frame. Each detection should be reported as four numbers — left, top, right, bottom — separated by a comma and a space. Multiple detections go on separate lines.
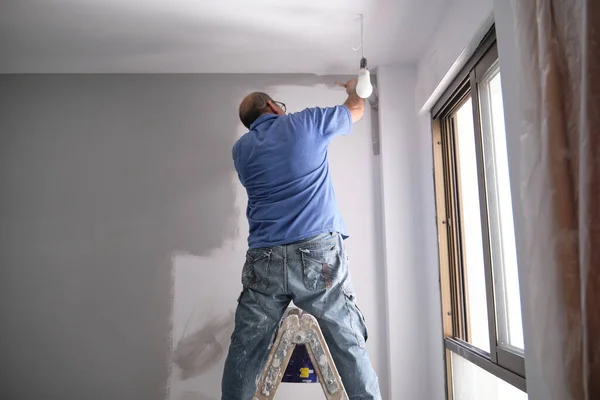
431, 26, 527, 397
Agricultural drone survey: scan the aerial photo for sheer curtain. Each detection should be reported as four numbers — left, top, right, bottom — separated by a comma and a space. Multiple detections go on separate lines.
510, 1, 599, 399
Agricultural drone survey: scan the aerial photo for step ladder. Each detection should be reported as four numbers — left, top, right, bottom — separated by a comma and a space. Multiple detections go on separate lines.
253, 309, 349, 400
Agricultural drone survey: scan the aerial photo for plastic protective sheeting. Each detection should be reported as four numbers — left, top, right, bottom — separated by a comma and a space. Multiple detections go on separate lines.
510, 1, 599, 399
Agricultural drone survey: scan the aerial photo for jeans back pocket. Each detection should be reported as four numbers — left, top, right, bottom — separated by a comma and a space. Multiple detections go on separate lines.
242, 249, 271, 292
299, 245, 341, 291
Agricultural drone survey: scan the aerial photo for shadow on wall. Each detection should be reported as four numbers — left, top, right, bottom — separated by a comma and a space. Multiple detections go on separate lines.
0, 74, 351, 400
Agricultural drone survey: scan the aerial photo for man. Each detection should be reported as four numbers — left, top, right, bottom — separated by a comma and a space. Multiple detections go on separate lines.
222, 79, 381, 400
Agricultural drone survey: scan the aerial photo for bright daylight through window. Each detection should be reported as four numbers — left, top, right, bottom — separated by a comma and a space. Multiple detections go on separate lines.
451, 352, 527, 400
455, 96, 491, 353
478, 65, 524, 351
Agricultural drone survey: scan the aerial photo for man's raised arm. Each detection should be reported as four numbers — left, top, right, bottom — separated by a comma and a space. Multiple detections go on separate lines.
342, 78, 365, 123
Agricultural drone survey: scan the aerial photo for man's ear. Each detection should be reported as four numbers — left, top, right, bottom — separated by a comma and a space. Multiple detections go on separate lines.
267, 101, 284, 115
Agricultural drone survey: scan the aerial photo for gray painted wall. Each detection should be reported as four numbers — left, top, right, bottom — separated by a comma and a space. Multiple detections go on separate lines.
0, 75, 386, 400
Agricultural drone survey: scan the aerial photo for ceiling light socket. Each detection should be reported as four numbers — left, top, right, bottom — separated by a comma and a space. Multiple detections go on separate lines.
360, 57, 367, 69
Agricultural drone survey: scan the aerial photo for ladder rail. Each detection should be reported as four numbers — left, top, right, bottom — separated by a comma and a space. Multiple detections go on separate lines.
253, 309, 348, 400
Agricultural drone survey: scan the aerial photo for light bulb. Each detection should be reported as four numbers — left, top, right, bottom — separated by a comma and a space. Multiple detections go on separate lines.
356, 68, 373, 99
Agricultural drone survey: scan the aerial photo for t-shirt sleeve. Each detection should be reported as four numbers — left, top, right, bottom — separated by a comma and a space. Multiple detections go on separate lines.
290, 105, 352, 140
231, 142, 244, 185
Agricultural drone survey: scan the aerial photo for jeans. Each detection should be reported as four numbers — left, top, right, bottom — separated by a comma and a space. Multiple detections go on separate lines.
222, 232, 382, 400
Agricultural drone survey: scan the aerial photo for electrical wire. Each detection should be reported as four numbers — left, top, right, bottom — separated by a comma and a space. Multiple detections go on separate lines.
351, 13, 364, 59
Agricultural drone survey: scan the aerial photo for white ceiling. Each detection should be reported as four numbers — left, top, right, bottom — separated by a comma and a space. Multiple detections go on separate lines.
0, 0, 449, 73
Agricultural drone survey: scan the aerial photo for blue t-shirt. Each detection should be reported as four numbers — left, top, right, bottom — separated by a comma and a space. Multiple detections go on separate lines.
232, 105, 352, 248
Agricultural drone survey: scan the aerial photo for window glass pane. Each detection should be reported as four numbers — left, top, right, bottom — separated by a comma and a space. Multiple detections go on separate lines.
479, 64, 524, 350
454, 98, 490, 352
451, 351, 527, 400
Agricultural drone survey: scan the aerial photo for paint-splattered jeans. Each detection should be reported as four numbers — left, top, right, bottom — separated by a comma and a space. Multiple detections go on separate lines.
221, 232, 382, 400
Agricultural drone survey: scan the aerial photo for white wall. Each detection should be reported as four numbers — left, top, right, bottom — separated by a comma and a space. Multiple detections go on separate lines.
0, 74, 387, 400
415, 0, 494, 113
375, 66, 445, 400
492, 2, 540, 398
397, 1, 496, 399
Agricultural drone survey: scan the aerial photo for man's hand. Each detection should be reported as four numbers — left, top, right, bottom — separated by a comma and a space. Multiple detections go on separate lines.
343, 79, 358, 95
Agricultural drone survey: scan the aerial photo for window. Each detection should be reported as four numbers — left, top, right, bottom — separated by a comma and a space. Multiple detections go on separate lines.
431, 27, 526, 398
451, 352, 527, 400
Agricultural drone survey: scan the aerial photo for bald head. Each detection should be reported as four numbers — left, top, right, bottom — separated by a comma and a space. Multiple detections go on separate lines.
239, 92, 279, 129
